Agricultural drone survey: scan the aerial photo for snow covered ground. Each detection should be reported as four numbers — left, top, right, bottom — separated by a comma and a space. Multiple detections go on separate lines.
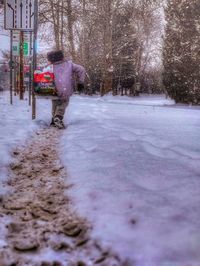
0, 93, 38, 185
1, 92, 200, 266
60, 95, 200, 266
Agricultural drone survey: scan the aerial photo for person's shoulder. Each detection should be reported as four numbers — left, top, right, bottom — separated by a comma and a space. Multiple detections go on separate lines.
62, 58, 72, 62
63, 59, 73, 66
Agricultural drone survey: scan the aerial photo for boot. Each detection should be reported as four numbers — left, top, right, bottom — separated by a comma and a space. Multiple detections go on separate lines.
50, 118, 55, 127
54, 116, 65, 129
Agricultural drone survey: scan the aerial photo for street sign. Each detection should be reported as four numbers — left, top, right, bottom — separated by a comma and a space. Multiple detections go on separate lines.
5, 0, 35, 31
11, 31, 31, 57
23, 32, 31, 56
13, 31, 20, 41
12, 41, 19, 56
12, 31, 20, 56
23, 42, 29, 56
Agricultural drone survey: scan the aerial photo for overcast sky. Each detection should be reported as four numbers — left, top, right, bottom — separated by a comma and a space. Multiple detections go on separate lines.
0, 13, 10, 59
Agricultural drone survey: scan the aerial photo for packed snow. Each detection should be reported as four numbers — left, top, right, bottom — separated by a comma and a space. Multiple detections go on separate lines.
0, 92, 200, 266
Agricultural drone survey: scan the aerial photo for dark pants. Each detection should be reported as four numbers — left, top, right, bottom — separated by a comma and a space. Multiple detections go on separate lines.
52, 98, 69, 119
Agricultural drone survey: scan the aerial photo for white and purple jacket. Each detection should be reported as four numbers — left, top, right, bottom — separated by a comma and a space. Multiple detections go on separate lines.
53, 60, 86, 100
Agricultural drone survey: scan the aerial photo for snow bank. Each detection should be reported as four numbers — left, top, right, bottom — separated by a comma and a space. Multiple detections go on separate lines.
0, 92, 51, 190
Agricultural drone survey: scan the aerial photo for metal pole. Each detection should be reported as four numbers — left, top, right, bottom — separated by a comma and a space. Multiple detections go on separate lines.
14, 56, 17, 96
16, 57, 20, 95
10, 30, 13, 104
32, 0, 38, 120
19, 31, 24, 100
28, 31, 32, 106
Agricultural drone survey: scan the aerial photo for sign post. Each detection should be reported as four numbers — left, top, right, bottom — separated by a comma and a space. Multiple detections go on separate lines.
4, 0, 38, 119
32, 0, 38, 120
10, 30, 13, 104
28, 32, 33, 106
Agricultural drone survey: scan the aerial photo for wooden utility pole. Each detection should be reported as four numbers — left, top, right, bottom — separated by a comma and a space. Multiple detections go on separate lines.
10, 30, 13, 104
29, 32, 33, 106
32, 0, 38, 119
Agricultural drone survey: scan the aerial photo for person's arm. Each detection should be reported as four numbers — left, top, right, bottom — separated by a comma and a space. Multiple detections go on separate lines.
72, 63, 86, 84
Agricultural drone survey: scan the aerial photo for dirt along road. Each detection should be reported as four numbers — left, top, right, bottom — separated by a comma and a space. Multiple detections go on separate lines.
0, 127, 128, 266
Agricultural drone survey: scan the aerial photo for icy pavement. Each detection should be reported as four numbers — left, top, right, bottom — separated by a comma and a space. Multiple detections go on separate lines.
60, 95, 200, 266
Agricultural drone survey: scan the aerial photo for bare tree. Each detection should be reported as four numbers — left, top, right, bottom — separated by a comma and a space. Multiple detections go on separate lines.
38, 0, 164, 95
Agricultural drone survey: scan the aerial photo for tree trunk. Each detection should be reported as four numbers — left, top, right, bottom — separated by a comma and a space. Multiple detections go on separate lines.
101, 0, 113, 96
67, 0, 76, 60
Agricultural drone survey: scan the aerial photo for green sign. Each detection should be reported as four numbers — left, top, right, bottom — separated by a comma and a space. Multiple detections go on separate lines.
23, 42, 29, 56
12, 42, 20, 56
12, 42, 30, 57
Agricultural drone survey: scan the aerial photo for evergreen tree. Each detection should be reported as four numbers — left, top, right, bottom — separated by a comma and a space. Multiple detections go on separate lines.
163, 0, 200, 104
